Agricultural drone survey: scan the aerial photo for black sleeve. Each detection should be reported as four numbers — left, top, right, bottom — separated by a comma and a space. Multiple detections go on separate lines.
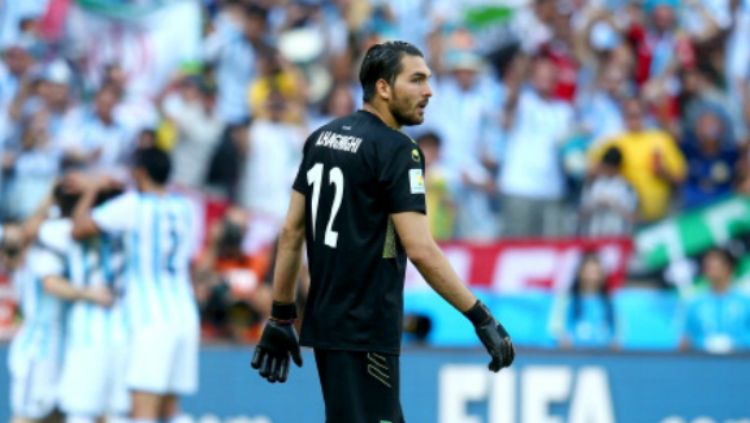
292, 133, 315, 194
379, 138, 427, 214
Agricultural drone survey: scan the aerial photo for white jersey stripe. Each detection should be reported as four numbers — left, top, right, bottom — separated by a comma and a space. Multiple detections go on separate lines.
92, 191, 198, 327
151, 198, 169, 321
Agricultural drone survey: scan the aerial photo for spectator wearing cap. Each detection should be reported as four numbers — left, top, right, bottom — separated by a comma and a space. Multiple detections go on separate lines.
35, 60, 78, 130
681, 247, 750, 353
424, 49, 501, 240
579, 146, 637, 237
159, 73, 223, 191
677, 66, 734, 141
499, 56, 575, 238
15, 60, 84, 154
589, 97, 686, 224
680, 109, 739, 209
2, 58, 72, 219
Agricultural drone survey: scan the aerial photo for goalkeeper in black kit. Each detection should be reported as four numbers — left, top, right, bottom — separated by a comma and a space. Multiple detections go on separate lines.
251, 40, 514, 422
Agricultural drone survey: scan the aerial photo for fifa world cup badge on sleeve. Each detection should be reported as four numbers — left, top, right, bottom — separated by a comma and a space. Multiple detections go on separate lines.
409, 169, 425, 194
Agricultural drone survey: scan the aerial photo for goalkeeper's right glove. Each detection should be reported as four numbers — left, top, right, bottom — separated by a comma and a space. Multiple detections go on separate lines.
251, 302, 303, 383
464, 300, 515, 372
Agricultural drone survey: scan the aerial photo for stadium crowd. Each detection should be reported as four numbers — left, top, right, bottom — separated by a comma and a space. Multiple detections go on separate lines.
0, 0, 750, 354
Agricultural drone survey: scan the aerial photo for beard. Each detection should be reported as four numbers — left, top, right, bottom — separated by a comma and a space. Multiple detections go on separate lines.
390, 92, 426, 127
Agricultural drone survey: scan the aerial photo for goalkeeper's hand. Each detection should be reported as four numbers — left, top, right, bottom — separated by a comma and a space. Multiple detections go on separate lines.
251, 302, 303, 383
464, 300, 515, 372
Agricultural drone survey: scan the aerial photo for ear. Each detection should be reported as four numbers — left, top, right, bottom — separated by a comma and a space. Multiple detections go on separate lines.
375, 78, 392, 101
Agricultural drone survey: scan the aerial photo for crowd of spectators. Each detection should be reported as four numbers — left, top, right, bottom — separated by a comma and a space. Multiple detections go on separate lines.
1, 0, 749, 346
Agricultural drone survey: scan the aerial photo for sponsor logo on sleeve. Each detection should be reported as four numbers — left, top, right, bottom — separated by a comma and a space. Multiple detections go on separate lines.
409, 169, 425, 194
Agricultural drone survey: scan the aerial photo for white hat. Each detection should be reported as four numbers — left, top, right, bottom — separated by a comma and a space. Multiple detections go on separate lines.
278, 27, 324, 64
43, 60, 72, 85
445, 50, 484, 72
590, 21, 621, 51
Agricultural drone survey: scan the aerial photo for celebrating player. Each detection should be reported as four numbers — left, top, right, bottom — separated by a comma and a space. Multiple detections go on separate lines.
71, 147, 199, 423
252, 41, 515, 422
34, 184, 130, 423
6, 190, 109, 423
5, 220, 65, 423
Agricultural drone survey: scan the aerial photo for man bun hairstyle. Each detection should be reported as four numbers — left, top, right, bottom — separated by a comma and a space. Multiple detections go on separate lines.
359, 41, 423, 103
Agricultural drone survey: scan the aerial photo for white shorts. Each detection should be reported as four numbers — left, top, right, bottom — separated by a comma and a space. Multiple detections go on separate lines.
10, 358, 59, 419
127, 324, 199, 395
57, 344, 130, 416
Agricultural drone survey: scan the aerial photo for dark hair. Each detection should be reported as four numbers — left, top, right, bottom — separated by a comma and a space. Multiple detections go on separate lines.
601, 146, 623, 167
53, 182, 124, 218
359, 41, 423, 103
703, 246, 737, 270
568, 253, 614, 331
416, 131, 442, 147
97, 81, 122, 100
53, 183, 80, 218
244, 3, 268, 20
134, 147, 171, 185
95, 187, 124, 206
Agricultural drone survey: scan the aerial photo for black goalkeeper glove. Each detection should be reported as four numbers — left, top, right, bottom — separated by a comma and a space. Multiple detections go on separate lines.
464, 300, 515, 372
251, 302, 303, 383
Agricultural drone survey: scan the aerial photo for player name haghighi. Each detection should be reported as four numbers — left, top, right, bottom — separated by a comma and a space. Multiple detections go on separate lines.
315, 130, 363, 153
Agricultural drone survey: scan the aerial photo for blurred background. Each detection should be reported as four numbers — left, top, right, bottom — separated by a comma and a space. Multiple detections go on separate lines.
0, 0, 750, 422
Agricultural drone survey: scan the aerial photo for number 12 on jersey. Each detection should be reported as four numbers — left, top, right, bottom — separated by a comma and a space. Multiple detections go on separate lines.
307, 163, 344, 248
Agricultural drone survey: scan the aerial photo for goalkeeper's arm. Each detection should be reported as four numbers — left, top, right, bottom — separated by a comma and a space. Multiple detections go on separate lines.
251, 191, 306, 383
392, 211, 515, 371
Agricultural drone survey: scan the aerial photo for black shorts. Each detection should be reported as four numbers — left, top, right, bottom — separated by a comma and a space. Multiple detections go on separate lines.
314, 349, 405, 423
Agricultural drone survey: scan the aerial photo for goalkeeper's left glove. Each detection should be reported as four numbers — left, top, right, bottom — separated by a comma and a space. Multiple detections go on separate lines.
251, 302, 303, 383
464, 300, 515, 372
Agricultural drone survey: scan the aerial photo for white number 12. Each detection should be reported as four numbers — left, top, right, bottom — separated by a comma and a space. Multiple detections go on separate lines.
306, 163, 344, 248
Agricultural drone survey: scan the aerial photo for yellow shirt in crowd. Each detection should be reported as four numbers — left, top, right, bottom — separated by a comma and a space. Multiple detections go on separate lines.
425, 168, 455, 241
590, 130, 687, 222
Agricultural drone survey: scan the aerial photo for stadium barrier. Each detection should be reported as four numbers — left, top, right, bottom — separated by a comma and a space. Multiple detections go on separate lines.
1, 345, 748, 423
405, 288, 685, 349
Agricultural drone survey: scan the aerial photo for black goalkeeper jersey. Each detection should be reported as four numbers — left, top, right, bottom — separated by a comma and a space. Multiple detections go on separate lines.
292, 110, 427, 354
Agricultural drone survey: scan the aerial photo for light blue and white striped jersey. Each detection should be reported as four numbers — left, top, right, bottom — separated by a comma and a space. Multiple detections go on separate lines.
36, 218, 128, 347
8, 227, 67, 369
92, 191, 199, 328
